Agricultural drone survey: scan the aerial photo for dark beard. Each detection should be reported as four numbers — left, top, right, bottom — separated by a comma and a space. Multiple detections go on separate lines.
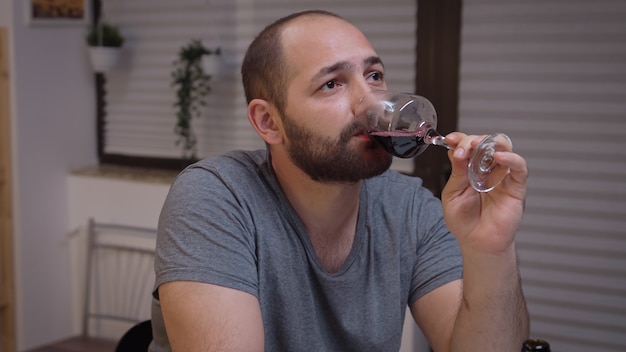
282, 114, 392, 183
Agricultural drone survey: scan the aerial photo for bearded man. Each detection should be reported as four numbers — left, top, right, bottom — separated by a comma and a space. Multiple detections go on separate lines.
150, 10, 529, 352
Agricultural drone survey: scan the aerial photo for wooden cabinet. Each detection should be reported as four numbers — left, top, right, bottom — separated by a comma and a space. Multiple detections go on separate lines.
0, 26, 16, 352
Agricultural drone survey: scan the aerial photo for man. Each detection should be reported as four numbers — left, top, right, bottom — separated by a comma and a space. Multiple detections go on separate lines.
150, 10, 529, 352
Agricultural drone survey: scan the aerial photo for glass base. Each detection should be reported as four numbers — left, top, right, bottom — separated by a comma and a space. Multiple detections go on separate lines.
468, 133, 512, 192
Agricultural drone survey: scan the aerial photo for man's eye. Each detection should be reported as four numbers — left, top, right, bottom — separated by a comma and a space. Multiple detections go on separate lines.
369, 72, 383, 81
323, 81, 337, 90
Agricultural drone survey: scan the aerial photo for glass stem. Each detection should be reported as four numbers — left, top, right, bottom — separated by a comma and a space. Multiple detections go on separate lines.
426, 130, 450, 150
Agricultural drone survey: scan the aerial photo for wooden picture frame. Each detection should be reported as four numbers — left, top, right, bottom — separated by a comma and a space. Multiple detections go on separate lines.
26, 0, 90, 26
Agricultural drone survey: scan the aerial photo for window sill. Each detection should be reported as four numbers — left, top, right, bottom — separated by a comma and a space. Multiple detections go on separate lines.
70, 164, 180, 185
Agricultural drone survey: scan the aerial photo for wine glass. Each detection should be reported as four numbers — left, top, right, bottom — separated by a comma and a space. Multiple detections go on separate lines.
358, 89, 512, 192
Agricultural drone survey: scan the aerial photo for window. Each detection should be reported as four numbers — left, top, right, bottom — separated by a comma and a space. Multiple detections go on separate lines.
97, 0, 417, 172
459, 1, 626, 350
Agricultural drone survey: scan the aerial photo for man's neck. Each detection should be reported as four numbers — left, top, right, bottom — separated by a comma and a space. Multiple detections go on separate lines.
271, 150, 361, 231
270, 149, 361, 273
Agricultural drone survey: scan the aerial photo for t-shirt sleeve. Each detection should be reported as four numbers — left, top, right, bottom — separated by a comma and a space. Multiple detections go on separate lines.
153, 165, 259, 300
408, 192, 463, 304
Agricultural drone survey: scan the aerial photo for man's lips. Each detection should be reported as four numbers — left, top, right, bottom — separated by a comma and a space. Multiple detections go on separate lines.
352, 129, 371, 140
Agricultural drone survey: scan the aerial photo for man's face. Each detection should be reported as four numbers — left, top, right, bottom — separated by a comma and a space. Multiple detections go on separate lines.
277, 16, 393, 183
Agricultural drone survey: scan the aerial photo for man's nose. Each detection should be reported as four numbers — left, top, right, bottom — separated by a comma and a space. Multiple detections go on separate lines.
352, 83, 374, 113
352, 88, 381, 129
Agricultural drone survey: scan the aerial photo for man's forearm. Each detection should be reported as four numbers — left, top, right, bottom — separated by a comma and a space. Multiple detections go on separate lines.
450, 247, 530, 351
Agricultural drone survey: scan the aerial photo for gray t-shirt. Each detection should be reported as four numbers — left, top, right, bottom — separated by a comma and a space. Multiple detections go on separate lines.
150, 149, 462, 352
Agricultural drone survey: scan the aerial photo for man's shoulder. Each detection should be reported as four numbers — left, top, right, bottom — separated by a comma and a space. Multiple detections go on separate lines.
164, 149, 277, 211
175, 149, 266, 180
368, 168, 425, 189
168, 149, 270, 193
196, 149, 267, 171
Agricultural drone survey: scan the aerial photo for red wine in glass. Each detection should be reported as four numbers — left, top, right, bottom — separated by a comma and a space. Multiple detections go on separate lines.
368, 130, 428, 158
359, 89, 513, 192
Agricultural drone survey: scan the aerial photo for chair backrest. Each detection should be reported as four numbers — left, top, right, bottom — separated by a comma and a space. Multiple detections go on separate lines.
82, 218, 157, 340
115, 319, 153, 352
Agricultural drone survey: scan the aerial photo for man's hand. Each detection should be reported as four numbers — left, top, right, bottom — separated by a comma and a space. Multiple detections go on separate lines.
441, 132, 528, 254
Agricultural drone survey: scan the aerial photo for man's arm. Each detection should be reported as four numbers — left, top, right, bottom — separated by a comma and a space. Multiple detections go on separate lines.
449, 247, 529, 350
410, 280, 462, 352
411, 132, 530, 351
411, 253, 528, 352
159, 280, 264, 352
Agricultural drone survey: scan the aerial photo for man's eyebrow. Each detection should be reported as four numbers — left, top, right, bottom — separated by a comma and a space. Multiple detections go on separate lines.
311, 61, 354, 82
310, 56, 384, 83
364, 56, 383, 67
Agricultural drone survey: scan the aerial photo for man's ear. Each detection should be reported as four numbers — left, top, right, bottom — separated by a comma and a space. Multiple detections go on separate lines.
247, 98, 283, 145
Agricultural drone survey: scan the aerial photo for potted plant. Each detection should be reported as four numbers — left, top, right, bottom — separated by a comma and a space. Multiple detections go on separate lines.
171, 39, 221, 159
86, 22, 125, 73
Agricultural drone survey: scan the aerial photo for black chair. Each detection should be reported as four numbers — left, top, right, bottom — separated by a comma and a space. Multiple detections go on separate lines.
116, 320, 153, 352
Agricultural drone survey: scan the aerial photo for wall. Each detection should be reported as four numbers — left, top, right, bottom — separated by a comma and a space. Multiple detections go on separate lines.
7, 0, 97, 349
0, 0, 10, 25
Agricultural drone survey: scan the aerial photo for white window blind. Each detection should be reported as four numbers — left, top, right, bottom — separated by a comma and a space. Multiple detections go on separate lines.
100, 0, 416, 172
459, 1, 626, 351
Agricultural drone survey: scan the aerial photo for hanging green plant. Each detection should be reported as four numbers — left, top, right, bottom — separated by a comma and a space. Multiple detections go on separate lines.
171, 39, 220, 159
86, 22, 125, 47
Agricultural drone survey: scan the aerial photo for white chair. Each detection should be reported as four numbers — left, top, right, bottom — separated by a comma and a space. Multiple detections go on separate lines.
82, 218, 157, 341
25, 219, 157, 352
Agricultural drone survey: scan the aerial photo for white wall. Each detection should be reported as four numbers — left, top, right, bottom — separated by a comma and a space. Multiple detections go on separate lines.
0, 0, 10, 25
7, 0, 97, 349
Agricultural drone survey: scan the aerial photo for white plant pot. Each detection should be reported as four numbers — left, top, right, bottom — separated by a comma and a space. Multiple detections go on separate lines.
88, 47, 122, 73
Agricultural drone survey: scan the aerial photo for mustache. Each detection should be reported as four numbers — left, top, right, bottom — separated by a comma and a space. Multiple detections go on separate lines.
340, 122, 366, 142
